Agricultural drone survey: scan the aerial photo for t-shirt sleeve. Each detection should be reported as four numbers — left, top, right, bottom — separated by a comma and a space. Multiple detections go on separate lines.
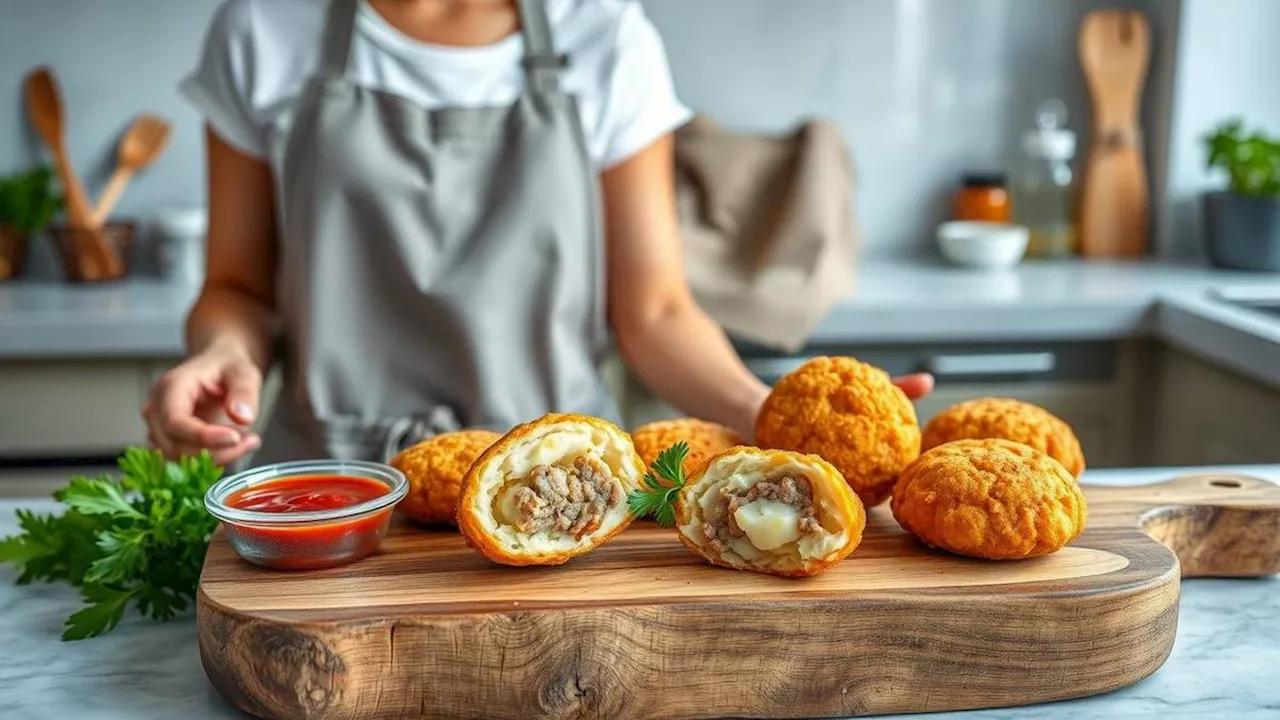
598, 4, 694, 169
179, 0, 266, 158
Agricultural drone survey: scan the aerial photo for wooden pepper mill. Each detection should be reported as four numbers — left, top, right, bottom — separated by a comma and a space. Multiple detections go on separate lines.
1078, 9, 1151, 258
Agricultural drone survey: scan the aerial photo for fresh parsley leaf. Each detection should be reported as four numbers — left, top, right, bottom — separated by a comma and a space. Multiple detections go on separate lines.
63, 585, 136, 641
1, 447, 224, 641
59, 477, 144, 520
626, 441, 689, 528
83, 528, 147, 585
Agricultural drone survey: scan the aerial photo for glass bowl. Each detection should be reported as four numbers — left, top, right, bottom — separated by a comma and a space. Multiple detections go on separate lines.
205, 460, 408, 570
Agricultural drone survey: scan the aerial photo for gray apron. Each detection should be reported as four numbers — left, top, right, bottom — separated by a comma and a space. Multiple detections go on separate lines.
255, 0, 618, 464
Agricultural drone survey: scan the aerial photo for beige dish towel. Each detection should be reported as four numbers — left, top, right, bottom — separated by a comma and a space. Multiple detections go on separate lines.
674, 114, 860, 353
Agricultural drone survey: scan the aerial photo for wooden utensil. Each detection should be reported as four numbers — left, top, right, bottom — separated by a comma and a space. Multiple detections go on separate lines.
23, 67, 126, 279
89, 114, 172, 228
198, 473, 1280, 720
1078, 10, 1151, 258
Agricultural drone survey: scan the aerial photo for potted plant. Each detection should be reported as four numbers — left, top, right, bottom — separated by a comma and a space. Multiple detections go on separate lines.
0, 165, 63, 280
1202, 118, 1280, 271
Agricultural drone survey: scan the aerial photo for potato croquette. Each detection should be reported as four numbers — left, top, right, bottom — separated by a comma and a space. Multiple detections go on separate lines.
632, 418, 745, 475
676, 447, 866, 578
922, 397, 1085, 477
390, 430, 500, 525
755, 356, 920, 507
890, 438, 1088, 560
456, 413, 646, 566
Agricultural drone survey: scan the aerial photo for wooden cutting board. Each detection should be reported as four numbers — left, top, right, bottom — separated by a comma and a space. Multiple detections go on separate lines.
197, 473, 1280, 720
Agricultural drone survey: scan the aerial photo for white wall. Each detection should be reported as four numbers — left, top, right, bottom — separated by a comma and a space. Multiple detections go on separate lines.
1161, 0, 1280, 259
642, 0, 1179, 257
1, 0, 1179, 260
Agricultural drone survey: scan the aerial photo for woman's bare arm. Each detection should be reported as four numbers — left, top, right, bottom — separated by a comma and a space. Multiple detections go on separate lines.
603, 135, 932, 440
602, 135, 773, 440
185, 125, 280, 375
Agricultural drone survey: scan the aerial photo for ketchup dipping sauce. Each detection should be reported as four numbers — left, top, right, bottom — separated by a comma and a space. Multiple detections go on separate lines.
205, 460, 408, 570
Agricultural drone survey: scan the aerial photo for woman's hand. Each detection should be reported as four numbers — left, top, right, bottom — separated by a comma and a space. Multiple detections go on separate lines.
148, 125, 281, 466
894, 372, 935, 400
142, 343, 263, 465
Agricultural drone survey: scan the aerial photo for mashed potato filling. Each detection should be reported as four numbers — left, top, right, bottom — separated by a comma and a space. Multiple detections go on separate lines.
495, 456, 623, 538
467, 421, 640, 555
679, 450, 854, 574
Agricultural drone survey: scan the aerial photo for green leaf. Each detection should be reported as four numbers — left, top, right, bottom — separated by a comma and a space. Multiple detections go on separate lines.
1, 445, 225, 641
0, 534, 45, 566
83, 528, 147, 585
0, 165, 63, 233
63, 586, 136, 641
651, 442, 690, 488
118, 447, 168, 494
625, 442, 690, 527
60, 477, 144, 520
136, 584, 188, 622
1203, 118, 1280, 197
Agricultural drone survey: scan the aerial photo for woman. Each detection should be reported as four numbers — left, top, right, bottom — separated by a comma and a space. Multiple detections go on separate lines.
144, 0, 932, 466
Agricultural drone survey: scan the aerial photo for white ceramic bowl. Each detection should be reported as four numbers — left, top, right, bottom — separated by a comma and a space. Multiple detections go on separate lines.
936, 221, 1030, 269
150, 207, 208, 242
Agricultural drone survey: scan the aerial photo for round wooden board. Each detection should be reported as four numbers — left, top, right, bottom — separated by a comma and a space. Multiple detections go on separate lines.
197, 473, 1280, 720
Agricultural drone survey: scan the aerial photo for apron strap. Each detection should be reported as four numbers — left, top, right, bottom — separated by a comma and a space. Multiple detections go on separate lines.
517, 0, 566, 97
321, 0, 564, 95
321, 0, 359, 78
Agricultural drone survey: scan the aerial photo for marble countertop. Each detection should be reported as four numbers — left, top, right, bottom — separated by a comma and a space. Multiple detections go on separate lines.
3, 258, 1280, 384
2, 464, 1278, 720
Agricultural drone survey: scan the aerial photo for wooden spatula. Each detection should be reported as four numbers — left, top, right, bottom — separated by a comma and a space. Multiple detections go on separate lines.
23, 66, 121, 279
90, 114, 172, 228
1078, 10, 1151, 258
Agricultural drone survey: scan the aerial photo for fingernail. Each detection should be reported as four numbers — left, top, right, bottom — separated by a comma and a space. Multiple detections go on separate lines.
212, 431, 241, 448
232, 403, 255, 423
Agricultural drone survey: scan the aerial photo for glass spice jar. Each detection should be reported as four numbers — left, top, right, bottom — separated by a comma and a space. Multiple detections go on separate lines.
953, 172, 1012, 224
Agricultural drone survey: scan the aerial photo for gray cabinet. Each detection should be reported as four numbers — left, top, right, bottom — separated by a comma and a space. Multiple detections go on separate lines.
1149, 347, 1280, 466
0, 360, 150, 457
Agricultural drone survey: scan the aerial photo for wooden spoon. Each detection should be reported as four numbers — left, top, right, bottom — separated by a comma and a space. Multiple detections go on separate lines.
1078, 10, 1151, 258
90, 114, 172, 228
23, 66, 119, 279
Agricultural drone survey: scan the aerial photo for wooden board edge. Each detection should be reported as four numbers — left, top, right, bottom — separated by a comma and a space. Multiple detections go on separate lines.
196, 565, 1181, 720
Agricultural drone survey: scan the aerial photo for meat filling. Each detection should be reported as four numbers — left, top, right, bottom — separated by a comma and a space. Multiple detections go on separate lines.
702, 475, 821, 553
510, 455, 624, 538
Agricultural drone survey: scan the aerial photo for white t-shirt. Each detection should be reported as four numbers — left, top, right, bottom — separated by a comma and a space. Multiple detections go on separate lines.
181, 0, 693, 171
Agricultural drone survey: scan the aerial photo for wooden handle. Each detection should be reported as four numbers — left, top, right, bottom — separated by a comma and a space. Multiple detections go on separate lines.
89, 167, 133, 228
1084, 473, 1280, 577
49, 145, 93, 229
1079, 143, 1150, 257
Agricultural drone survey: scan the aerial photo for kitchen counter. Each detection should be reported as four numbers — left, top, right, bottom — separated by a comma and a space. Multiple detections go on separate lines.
3, 258, 1279, 385
2, 464, 1278, 720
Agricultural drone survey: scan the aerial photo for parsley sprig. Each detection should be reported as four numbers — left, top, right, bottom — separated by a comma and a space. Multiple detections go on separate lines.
626, 441, 689, 527
0, 448, 223, 640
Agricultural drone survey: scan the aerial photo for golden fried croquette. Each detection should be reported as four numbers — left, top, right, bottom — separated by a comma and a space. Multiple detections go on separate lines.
456, 413, 646, 566
922, 397, 1085, 477
890, 438, 1087, 559
632, 418, 745, 475
390, 429, 500, 525
755, 356, 920, 507
676, 447, 865, 578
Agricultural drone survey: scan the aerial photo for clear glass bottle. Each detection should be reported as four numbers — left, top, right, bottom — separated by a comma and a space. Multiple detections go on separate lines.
1014, 99, 1078, 258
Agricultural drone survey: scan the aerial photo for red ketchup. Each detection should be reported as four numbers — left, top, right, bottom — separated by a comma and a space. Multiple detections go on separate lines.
225, 475, 392, 570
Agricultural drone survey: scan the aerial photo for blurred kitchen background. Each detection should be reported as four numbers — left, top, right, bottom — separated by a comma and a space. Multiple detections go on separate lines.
1, 0, 1279, 491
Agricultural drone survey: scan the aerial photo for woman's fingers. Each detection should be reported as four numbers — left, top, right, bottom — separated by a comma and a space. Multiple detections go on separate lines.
210, 433, 262, 467
221, 362, 262, 426
893, 373, 935, 400
147, 371, 243, 452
